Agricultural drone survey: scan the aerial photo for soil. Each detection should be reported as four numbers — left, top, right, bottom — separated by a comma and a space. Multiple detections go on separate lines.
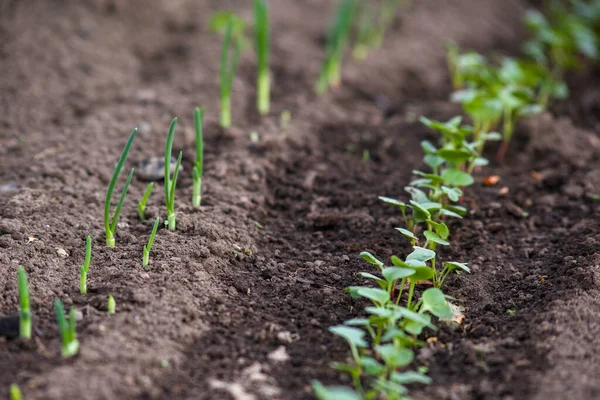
1, 0, 600, 399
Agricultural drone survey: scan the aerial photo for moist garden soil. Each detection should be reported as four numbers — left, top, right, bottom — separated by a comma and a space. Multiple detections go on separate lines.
1, 0, 600, 399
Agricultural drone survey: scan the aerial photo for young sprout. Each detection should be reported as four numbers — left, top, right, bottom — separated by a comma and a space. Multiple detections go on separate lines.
280, 110, 291, 130
104, 128, 137, 247
192, 107, 205, 207
107, 295, 116, 315
17, 266, 31, 339
138, 182, 154, 221
220, 18, 242, 128
316, 0, 357, 94
10, 384, 22, 400
253, 0, 270, 115
79, 235, 92, 294
143, 217, 160, 269
209, 11, 249, 50
164, 118, 183, 230
54, 299, 79, 358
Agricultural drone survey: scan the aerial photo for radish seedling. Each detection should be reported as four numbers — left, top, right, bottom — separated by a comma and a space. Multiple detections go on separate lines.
10, 384, 22, 400
143, 217, 160, 269
17, 266, 30, 339
316, 0, 357, 94
192, 107, 205, 207
105, 128, 137, 247
253, 0, 270, 115
54, 299, 79, 358
219, 19, 242, 128
79, 235, 92, 294
164, 118, 182, 230
108, 295, 115, 315
138, 182, 154, 221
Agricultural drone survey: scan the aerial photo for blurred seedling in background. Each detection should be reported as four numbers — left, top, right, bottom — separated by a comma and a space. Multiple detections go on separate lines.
316, 0, 357, 94
143, 217, 160, 269
104, 128, 137, 246
17, 266, 31, 339
54, 300, 79, 358
192, 107, 205, 207
218, 18, 242, 128
353, 0, 403, 61
210, 11, 250, 50
79, 235, 92, 294
280, 110, 291, 130
10, 384, 22, 400
253, 0, 271, 115
164, 118, 182, 230
108, 295, 116, 315
138, 182, 154, 220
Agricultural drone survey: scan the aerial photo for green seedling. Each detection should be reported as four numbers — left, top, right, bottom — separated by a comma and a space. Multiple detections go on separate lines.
79, 235, 92, 294
253, 0, 270, 115
507, 309, 516, 317
210, 11, 250, 50
108, 295, 116, 315
280, 110, 291, 130
138, 182, 154, 220
104, 128, 137, 246
192, 107, 205, 207
353, 0, 402, 61
54, 299, 79, 358
17, 266, 31, 339
219, 18, 242, 128
316, 0, 357, 94
164, 118, 182, 230
143, 217, 160, 269
10, 384, 22, 400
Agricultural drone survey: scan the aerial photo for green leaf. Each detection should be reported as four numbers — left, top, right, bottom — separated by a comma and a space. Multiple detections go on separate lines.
409, 200, 431, 221
441, 169, 474, 187
400, 309, 436, 335
391, 371, 432, 385
420, 140, 437, 154
445, 261, 471, 273
344, 318, 370, 326
424, 230, 449, 245
382, 267, 415, 282
375, 344, 414, 368
437, 148, 474, 164
329, 326, 368, 348
360, 251, 383, 268
430, 221, 450, 239
406, 246, 436, 262
359, 356, 386, 376
408, 265, 434, 281
441, 186, 462, 202
395, 228, 417, 241
312, 382, 362, 400
405, 187, 429, 203
378, 196, 407, 212
359, 272, 387, 290
356, 287, 390, 306
440, 209, 463, 219
421, 288, 453, 318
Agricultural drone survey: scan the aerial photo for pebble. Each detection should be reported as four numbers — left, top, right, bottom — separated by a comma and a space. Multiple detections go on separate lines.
56, 248, 69, 258
0, 183, 18, 192
268, 346, 290, 363
137, 156, 181, 181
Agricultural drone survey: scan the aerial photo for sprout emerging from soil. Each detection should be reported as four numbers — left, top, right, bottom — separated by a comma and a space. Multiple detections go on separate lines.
219, 18, 242, 128
104, 128, 137, 247
54, 299, 79, 358
164, 118, 183, 230
10, 384, 22, 400
143, 217, 160, 269
17, 266, 31, 340
107, 295, 116, 315
253, 0, 270, 115
79, 235, 92, 295
316, 0, 357, 94
352, 0, 400, 61
192, 107, 205, 207
138, 182, 154, 221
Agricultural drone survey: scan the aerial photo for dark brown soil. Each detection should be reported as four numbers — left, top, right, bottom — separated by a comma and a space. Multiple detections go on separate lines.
2, 1, 600, 399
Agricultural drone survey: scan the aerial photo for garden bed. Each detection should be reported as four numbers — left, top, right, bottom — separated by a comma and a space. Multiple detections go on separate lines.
1, 0, 600, 399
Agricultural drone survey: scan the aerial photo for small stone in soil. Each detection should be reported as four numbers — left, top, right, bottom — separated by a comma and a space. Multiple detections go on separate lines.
137, 156, 181, 181
0, 315, 19, 339
0, 183, 18, 192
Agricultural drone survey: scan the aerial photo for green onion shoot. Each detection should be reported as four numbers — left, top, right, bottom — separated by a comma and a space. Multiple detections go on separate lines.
143, 217, 160, 269
17, 266, 31, 340
107, 295, 116, 315
79, 235, 92, 294
220, 18, 242, 128
54, 299, 79, 358
253, 0, 270, 115
138, 182, 154, 221
193, 107, 205, 207
104, 128, 137, 246
10, 384, 22, 400
164, 118, 183, 230
316, 0, 357, 94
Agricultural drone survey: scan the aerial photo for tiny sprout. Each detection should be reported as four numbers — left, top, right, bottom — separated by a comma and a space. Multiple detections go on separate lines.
17, 266, 31, 339
280, 110, 291, 130
253, 0, 270, 115
219, 18, 242, 128
507, 309, 516, 316
79, 235, 92, 294
54, 299, 79, 358
10, 384, 22, 400
192, 107, 205, 207
138, 182, 154, 221
362, 149, 371, 161
108, 295, 116, 315
164, 118, 182, 230
143, 217, 160, 269
105, 128, 137, 247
